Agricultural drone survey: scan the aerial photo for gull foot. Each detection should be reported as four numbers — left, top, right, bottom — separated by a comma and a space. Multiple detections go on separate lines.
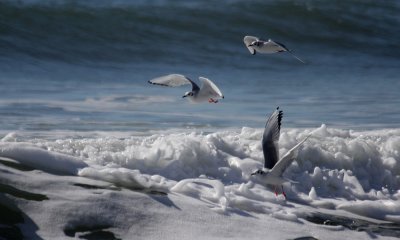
281, 186, 287, 199
208, 98, 218, 103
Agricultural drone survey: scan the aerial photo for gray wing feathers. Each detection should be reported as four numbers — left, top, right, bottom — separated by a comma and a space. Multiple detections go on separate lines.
271, 40, 289, 51
198, 77, 224, 99
262, 108, 283, 169
148, 74, 200, 91
263, 142, 279, 169
270, 40, 306, 63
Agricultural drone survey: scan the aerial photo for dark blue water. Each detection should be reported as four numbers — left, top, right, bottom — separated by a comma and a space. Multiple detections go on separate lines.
0, 0, 399, 133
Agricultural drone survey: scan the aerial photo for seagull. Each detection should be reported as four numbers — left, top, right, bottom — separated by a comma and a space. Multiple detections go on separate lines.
251, 107, 311, 198
243, 35, 306, 64
148, 74, 224, 103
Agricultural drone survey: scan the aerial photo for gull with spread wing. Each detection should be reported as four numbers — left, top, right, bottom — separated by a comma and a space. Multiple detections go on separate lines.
148, 74, 224, 103
243, 35, 306, 64
251, 107, 311, 198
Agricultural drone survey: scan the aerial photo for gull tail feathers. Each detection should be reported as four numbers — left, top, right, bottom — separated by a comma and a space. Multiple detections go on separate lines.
284, 178, 299, 184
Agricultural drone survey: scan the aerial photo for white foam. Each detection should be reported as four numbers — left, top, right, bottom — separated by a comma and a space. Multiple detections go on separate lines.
78, 166, 173, 191
171, 178, 228, 212
0, 142, 87, 175
1, 125, 400, 223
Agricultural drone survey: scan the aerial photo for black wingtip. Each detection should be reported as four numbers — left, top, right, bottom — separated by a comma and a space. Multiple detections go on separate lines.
274, 41, 289, 51
272, 107, 283, 130
277, 109, 283, 130
147, 81, 171, 87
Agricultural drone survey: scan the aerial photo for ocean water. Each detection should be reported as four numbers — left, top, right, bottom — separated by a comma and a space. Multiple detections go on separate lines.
1, 1, 400, 239
0, 0, 399, 133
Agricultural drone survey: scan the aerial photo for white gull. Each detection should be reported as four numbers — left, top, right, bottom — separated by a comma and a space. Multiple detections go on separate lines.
244, 35, 306, 63
148, 74, 224, 103
251, 107, 311, 198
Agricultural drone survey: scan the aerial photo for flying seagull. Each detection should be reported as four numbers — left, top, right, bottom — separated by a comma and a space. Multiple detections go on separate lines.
243, 36, 306, 64
148, 74, 224, 103
251, 107, 311, 198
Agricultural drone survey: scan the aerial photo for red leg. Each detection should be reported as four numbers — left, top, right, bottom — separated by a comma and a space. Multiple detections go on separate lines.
281, 186, 286, 199
274, 186, 278, 196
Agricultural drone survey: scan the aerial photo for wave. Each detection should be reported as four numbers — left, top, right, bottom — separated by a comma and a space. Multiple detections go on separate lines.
1, 125, 400, 222
0, 0, 399, 66
2, 125, 399, 197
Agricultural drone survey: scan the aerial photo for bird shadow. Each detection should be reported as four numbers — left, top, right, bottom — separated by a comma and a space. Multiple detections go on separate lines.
148, 192, 181, 210
224, 208, 258, 218
72, 180, 181, 210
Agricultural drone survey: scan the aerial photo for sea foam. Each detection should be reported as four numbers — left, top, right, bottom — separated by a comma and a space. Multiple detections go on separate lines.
1, 125, 399, 222
0, 142, 87, 175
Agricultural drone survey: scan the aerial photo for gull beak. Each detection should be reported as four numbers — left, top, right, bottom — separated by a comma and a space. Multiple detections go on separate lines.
251, 172, 256, 176
182, 95, 187, 98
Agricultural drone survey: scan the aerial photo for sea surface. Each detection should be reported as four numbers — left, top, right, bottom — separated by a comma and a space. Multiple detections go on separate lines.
0, 0, 399, 134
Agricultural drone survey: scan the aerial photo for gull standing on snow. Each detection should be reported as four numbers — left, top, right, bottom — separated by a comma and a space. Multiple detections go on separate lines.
251, 107, 311, 198
243, 36, 306, 63
148, 74, 224, 103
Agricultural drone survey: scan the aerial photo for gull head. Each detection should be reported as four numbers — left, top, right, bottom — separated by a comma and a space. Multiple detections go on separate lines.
182, 91, 194, 98
248, 41, 262, 47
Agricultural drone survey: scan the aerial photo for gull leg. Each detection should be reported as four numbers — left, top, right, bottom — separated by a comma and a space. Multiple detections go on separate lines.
281, 186, 286, 199
274, 186, 278, 196
208, 98, 218, 103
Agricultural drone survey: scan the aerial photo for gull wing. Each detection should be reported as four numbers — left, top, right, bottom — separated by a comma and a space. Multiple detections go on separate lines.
270, 133, 312, 177
270, 40, 306, 64
243, 36, 258, 55
269, 40, 289, 51
148, 74, 200, 92
262, 108, 283, 169
198, 77, 224, 99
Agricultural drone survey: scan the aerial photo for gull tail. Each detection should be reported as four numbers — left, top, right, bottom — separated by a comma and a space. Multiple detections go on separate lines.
284, 178, 299, 184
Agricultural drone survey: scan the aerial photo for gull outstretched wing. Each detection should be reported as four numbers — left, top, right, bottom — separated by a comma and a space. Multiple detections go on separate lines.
198, 77, 224, 99
270, 133, 312, 177
262, 108, 283, 169
270, 40, 306, 64
148, 74, 200, 91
